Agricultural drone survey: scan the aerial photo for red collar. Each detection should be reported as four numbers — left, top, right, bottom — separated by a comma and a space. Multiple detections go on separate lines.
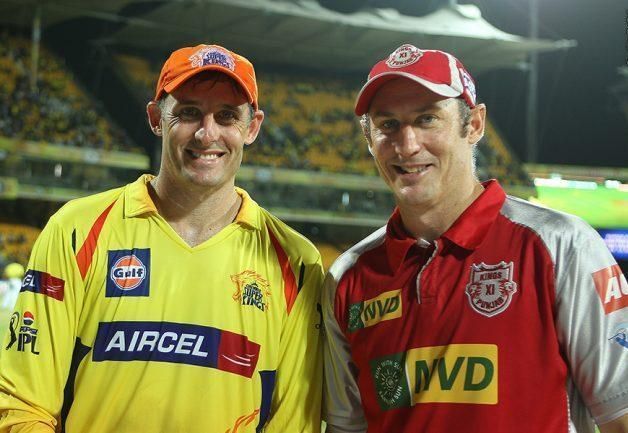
384, 180, 506, 272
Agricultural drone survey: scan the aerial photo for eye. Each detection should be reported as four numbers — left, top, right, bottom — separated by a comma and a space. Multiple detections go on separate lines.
178, 106, 201, 120
377, 119, 399, 132
216, 110, 239, 124
417, 114, 437, 125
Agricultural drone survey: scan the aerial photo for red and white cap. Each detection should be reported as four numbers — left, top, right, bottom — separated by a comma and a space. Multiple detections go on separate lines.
354, 44, 477, 115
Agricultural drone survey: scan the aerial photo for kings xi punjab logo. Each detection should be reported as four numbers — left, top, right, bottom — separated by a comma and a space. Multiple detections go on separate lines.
465, 262, 517, 318
386, 44, 423, 68
231, 270, 271, 312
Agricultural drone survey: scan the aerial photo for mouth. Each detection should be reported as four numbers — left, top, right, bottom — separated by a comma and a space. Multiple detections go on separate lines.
393, 164, 432, 175
185, 149, 226, 160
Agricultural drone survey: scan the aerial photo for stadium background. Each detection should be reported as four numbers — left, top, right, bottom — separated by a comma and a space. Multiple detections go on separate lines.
0, 1, 626, 424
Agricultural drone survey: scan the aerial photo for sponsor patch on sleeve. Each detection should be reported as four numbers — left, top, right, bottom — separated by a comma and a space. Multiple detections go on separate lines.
21, 270, 65, 301
593, 264, 628, 314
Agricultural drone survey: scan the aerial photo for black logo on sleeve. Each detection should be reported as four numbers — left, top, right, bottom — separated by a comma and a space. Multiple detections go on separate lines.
6, 311, 40, 354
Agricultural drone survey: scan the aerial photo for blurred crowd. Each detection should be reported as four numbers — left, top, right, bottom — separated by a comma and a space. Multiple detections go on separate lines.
0, 222, 40, 270
0, 32, 140, 153
0, 31, 532, 183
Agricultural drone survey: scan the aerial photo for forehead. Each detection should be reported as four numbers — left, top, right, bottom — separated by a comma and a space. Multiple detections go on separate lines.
168, 74, 248, 107
368, 78, 454, 116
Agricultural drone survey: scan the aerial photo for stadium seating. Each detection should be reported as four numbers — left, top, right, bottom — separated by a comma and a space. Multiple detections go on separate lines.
0, 222, 40, 269
0, 32, 141, 153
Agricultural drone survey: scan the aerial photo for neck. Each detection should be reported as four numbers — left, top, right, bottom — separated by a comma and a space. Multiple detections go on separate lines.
148, 174, 241, 246
398, 181, 484, 242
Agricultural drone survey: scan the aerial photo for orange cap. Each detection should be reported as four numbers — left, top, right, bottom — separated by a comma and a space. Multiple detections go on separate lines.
154, 44, 258, 109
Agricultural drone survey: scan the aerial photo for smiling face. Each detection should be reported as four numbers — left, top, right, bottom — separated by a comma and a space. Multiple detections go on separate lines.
147, 73, 263, 194
366, 78, 485, 211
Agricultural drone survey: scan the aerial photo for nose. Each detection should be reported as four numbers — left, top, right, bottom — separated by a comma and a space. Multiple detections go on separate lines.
394, 124, 422, 158
194, 114, 220, 144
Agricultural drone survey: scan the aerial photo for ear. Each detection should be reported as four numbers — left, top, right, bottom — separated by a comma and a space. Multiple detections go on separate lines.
360, 115, 375, 157
467, 103, 486, 145
244, 109, 265, 145
146, 101, 163, 136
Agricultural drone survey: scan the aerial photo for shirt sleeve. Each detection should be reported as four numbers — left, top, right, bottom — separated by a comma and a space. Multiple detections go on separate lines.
264, 257, 325, 433
0, 215, 84, 432
322, 270, 367, 433
553, 219, 628, 425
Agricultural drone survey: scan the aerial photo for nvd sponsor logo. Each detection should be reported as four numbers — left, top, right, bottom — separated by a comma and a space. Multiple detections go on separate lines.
6, 311, 40, 354
370, 344, 497, 410
348, 289, 402, 332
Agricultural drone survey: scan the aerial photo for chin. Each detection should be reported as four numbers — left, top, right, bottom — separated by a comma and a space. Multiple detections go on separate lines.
395, 185, 434, 206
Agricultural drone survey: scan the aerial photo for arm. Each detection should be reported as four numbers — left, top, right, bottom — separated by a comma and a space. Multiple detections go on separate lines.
0, 216, 83, 432
599, 413, 628, 433
322, 271, 367, 433
264, 257, 325, 433
552, 219, 628, 428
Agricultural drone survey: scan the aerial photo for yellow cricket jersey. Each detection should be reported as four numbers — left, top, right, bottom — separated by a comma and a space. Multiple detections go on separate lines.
0, 175, 324, 433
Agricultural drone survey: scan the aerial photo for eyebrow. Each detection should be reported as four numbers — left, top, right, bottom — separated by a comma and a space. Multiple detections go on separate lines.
173, 100, 242, 112
371, 100, 450, 118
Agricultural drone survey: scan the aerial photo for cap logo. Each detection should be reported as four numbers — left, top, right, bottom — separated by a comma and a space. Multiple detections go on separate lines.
459, 68, 476, 104
189, 46, 235, 71
385, 44, 423, 69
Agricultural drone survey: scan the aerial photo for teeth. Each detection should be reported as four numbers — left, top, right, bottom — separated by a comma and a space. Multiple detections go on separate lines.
400, 166, 428, 174
190, 152, 220, 159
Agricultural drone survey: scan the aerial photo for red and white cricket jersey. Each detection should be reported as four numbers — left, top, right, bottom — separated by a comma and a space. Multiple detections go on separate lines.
323, 180, 628, 433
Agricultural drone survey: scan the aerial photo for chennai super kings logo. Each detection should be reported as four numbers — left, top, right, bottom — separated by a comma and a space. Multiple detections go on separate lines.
465, 261, 517, 318
231, 270, 271, 312
189, 46, 235, 71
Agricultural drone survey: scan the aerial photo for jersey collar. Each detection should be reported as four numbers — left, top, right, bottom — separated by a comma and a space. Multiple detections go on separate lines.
124, 175, 262, 230
384, 180, 506, 271
441, 179, 505, 250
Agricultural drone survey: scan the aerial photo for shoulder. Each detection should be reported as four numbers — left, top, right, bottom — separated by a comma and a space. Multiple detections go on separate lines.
49, 185, 126, 229
328, 225, 387, 284
258, 206, 321, 264
499, 195, 604, 262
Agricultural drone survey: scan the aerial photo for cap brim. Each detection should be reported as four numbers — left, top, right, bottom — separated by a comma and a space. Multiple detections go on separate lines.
160, 65, 257, 109
354, 71, 462, 115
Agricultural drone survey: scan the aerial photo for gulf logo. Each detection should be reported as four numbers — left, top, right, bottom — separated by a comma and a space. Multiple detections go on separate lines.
23, 311, 35, 326
110, 254, 147, 291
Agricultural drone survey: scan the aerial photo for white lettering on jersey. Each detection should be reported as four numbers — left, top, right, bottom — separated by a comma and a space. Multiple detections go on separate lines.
175, 333, 196, 354
105, 331, 209, 357
158, 331, 177, 352
105, 331, 125, 352
604, 274, 628, 304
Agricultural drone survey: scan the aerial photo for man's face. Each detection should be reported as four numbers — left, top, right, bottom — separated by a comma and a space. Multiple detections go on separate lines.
148, 76, 263, 192
367, 78, 484, 209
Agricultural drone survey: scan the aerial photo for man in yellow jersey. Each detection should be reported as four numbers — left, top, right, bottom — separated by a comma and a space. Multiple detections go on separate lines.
0, 44, 324, 433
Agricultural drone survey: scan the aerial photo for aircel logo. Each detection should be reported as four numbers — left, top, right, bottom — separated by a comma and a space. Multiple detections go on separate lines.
93, 321, 260, 378
348, 289, 402, 332
370, 344, 498, 410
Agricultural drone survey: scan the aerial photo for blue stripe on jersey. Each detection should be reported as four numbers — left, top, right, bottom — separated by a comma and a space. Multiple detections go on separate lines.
256, 370, 277, 432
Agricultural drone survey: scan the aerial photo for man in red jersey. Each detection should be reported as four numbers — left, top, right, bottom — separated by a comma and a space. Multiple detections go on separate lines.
322, 44, 628, 433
